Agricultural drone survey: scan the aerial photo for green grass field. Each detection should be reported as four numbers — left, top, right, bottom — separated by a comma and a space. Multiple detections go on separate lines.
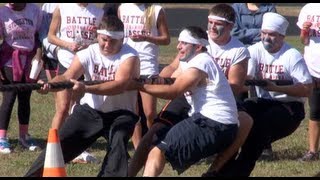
0, 3, 319, 177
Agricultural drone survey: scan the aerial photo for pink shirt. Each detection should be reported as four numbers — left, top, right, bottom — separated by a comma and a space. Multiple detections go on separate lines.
0, 3, 42, 51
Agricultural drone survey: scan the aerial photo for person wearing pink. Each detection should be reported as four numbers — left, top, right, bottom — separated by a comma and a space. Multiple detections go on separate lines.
0, 3, 43, 154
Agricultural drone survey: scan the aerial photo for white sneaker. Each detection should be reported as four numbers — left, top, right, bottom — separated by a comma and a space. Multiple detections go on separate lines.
0, 137, 11, 154
72, 151, 99, 164
19, 134, 40, 151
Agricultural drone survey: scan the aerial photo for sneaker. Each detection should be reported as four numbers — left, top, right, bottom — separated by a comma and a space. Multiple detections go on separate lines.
0, 137, 11, 154
19, 134, 40, 151
72, 151, 99, 164
298, 151, 319, 162
259, 147, 273, 160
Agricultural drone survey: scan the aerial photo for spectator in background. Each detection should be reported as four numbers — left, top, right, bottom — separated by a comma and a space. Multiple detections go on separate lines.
118, 3, 170, 150
0, 3, 42, 154
103, 3, 120, 17
231, 3, 277, 47
231, 3, 277, 158
297, 3, 320, 162
39, 3, 59, 81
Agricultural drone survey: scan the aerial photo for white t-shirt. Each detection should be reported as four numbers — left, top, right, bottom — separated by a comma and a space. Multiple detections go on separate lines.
247, 42, 312, 103
57, 3, 104, 68
207, 36, 250, 77
296, 3, 320, 78
119, 3, 163, 75
182, 52, 239, 125
77, 43, 139, 114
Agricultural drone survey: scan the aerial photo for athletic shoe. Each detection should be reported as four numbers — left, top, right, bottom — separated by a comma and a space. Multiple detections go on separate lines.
72, 151, 99, 164
0, 137, 11, 154
19, 134, 40, 151
259, 147, 273, 160
298, 151, 319, 162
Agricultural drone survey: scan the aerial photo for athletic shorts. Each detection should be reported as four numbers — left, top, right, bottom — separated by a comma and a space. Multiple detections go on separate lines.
309, 77, 320, 121
157, 112, 238, 174
42, 54, 59, 72
58, 62, 84, 80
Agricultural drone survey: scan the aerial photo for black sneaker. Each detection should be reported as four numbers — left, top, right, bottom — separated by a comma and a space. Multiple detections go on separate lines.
259, 147, 273, 160
298, 151, 319, 162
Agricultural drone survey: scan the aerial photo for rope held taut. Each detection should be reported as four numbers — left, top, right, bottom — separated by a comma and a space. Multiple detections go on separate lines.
0, 80, 107, 92
0, 78, 293, 92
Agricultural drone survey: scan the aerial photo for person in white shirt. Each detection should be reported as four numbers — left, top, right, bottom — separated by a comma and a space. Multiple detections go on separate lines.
47, 3, 104, 164
216, 12, 313, 177
24, 16, 140, 177
129, 26, 239, 177
296, 3, 320, 162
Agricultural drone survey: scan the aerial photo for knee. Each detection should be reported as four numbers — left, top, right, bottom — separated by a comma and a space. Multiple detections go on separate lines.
147, 147, 164, 163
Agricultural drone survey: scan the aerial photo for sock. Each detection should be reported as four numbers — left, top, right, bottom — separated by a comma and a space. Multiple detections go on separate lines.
19, 124, 29, 139
0, 130, 7, 140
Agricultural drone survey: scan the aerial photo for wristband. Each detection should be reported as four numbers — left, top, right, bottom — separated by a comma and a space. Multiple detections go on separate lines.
301, 29, 309, 36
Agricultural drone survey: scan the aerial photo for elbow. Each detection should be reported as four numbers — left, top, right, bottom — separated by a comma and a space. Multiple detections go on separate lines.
305, 86, 313, 97
164, 37, 171, 45
299, 83, 313, 97
47, 35, 54, 44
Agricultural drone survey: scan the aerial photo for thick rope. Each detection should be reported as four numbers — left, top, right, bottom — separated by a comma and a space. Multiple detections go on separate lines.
0, 78, 292, 92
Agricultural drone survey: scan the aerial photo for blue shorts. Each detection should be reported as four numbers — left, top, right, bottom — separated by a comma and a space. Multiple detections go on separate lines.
157, 112, 238, 174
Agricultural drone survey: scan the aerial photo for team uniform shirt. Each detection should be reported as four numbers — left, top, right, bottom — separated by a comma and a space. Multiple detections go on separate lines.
0, 3, 42, 67
296, 3, 320, 78
181, 52, 239, 125
247, 42, 312, 103
39, 3, 59, 60
119, 3, 163, 75
207, 36, 250, 78
77, 43, 139, 114
57, 3, 104, 68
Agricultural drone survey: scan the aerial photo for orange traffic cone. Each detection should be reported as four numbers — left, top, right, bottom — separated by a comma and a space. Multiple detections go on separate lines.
43, 128, 67, 177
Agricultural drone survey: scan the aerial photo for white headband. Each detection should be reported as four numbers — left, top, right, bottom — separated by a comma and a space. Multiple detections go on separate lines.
208, 15, 233, 24
178, 29, 209, 46
97, 30, 124, 39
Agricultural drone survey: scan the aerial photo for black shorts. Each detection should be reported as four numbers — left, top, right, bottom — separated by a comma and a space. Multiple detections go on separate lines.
154, 95, 191, 126
42, 54, 59, 72
58, 62, 84, 80
309, 78, 320, 121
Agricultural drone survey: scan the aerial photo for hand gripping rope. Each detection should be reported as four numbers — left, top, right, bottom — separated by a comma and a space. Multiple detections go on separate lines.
0, 77, 292, 92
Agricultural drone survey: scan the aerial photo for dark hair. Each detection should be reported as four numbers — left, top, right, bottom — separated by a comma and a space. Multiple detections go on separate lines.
182, 26, 208, 51
208, 3, 236, 23
99, 15, 124, 32
182, 26, 208, 41
103, 3, 120, 17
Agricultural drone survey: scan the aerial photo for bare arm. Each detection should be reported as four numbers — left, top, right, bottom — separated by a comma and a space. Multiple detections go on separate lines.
228, 58, 249, 96
265, 82, 313, 97
159, 54, 180, 78
48, 7, 80, 52
300, 21, 312, 45
140, 67, 205, 100
145, 9, 170, 45
129, 8, 171, 45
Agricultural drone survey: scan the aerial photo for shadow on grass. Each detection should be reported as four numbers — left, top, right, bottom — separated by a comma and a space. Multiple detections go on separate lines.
88, 137, 136, 152
9, 138, 47, 152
